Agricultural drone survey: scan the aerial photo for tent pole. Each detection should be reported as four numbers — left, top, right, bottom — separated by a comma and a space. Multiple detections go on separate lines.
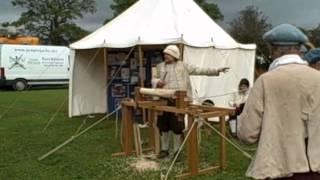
104, 48, 108, 113
179, 34, 184, 61
138, 45, 144, 87
104, 48, 108, 84
179, 43, 184, 61
138, 45, 148, 126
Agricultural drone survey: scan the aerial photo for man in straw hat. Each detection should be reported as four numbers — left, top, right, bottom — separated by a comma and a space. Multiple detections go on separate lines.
237, 24, 320, 179
153, 44, 229, 159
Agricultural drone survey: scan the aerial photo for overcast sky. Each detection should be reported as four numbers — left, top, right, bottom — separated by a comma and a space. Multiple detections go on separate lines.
1, 0, 320, 32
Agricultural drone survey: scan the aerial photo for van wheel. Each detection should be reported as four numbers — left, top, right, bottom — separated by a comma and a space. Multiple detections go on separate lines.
13, 79, 27, 91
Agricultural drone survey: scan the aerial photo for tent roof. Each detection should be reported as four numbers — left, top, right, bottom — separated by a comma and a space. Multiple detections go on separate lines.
70, 0, 256, 49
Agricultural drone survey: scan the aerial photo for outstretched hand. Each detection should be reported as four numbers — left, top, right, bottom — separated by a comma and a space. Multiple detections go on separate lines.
219, 67, 230, 73
156, 80, 166, 88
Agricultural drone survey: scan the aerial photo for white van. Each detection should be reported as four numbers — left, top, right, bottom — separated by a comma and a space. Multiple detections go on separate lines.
0, 44, 70, 90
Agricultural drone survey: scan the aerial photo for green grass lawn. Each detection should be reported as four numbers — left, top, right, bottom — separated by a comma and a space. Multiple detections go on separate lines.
0, 89, 254, 179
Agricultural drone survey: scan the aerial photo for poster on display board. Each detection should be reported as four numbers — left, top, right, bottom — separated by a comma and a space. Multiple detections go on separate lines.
108, 52, 128, 65
130, 58, 137, 70
108, 66, 121, 79
113, 98, 123, 110
111, 83, 127, 97
121, 67, 130, 82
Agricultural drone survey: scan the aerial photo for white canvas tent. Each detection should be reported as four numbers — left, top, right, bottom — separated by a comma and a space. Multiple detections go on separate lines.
69, 0, 256, 117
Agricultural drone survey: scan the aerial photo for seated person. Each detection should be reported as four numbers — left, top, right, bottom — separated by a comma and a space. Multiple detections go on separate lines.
228, 78, 250, 136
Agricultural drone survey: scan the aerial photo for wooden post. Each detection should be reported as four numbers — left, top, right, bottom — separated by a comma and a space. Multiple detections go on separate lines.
153, 111, 160, 154
133, 87, 143, 156
134, 87, 147, 124
133, 123, 143, 157
219, 115, 226, 170
187, 114, 199, 175
134, 87, 142, 101
175, 90, 188, 150
138, 45, 144, 87
148, 109, 155, 150
176, 90, 200, 175
175, 90, 188, 138
122, 105, 134, 156
175, 91, 187, 109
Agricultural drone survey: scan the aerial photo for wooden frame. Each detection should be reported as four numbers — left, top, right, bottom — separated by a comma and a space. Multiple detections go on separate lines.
113, 88, 234, 179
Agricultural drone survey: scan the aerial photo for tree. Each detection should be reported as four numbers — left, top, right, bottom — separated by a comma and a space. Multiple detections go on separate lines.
51, 23, 90, 45
229, 6, 272, 58
194, 0, 223, 21
308, 25, 320, 47
7, 0, 96, 45
110, 0, 137, 18
105, 0, 223, 23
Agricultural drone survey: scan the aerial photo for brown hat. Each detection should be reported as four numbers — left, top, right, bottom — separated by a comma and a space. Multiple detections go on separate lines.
163, 45, 180, 59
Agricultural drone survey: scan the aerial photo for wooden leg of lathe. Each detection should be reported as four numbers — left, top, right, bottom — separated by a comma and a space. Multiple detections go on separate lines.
219, 116, 226, 170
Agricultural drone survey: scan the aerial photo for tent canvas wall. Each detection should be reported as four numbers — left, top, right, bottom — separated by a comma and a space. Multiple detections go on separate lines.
68, 0, 256, 117
184, 46, 255, 106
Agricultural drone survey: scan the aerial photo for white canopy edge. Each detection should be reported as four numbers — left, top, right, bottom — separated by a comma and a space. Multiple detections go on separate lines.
70, 0, 256, 50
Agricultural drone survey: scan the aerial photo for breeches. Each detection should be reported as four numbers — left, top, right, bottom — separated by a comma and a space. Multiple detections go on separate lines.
157, 112, 185, 134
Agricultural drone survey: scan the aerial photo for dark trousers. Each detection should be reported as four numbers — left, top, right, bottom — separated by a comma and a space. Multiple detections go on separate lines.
157, 112, 185, 135
157, 99, 185, 135
274, 172, 320, 180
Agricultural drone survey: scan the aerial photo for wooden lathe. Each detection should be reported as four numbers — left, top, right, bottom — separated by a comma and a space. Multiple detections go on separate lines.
113, 87, 234, 179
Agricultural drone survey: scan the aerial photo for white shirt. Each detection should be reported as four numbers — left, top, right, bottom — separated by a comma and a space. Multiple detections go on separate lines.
229, 89, 250, 107
162, 63, 180, 90
269, 54, 307, 71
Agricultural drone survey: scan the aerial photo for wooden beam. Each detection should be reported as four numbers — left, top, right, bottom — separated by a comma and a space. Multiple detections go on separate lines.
122, 106, 134, 156
176, 165, 220, 179
121, 100, 136, 107
175, 91, 187, 109
121, 99, 167, 108
147, 109, 155, 150
197, 111, 229, 119
137, 100, 167, 107
133, 123, 143, 156
121, 100, 188, 114
219, 116, 227, 170
134, 87, 143, 101
134, 87, 147, 124
153, 111, 160, 154
151, 106, 187, 114
189, 104, 235, 114
187, 114, 199, 175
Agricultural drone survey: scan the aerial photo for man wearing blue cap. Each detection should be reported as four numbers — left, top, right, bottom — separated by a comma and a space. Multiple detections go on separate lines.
304, 48, 320, 70
237, 24, 320, 179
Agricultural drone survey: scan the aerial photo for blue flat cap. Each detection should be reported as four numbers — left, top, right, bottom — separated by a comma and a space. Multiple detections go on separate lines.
263, 24, 308, 45
304, 48, 320, 64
